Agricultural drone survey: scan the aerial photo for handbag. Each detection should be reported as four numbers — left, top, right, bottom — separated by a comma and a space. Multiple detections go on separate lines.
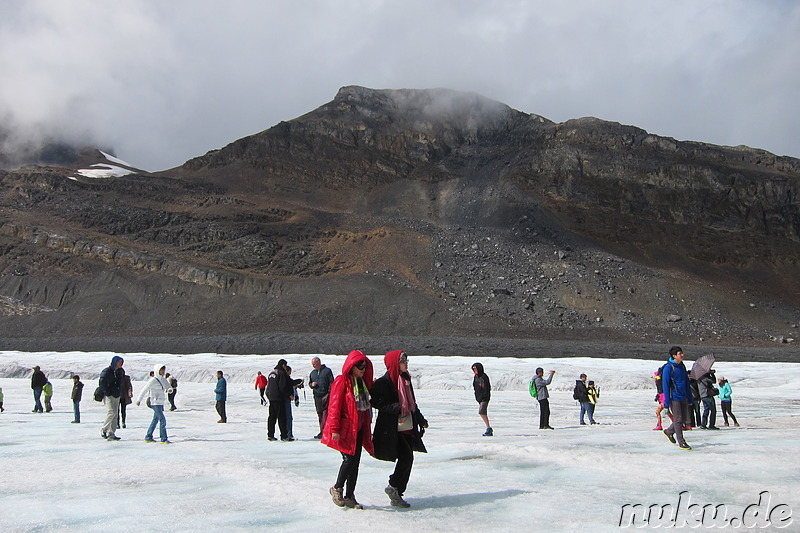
93, 387, 104, 402
397, 415, 413, 432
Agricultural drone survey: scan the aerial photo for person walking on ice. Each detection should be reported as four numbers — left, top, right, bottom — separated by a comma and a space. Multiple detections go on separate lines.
371, 350, 429, 508
662, 346, 693, 450
471, 362, 492, 436
136, 364, 174, 443
322, 350, 374, 510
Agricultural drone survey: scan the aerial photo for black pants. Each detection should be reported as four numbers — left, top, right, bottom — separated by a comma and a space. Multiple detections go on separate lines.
258, 388, 266, 405
538, 398, 551, 428
216, 400, 227, 422
267, 399, 287, 438
721, 400, 738, 425
335, 431, 363, 498
389, 432, 415, 495
314, 395, 329, 433
168, 391, 177, 410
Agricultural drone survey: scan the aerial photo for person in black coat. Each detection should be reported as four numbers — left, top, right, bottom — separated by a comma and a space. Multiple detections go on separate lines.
266, 359, 293, 441
371, 350, 428, 508
30, 365, 48, 413
472, 362, 492, 436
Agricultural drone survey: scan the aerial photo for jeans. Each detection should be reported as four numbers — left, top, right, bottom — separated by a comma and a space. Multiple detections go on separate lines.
579, 401, 595, 424
32, 387, 43, 412
586, 403, 596, 423
701, 397, 717, 428
146, 404, 168, 442
73, 401, 81, 423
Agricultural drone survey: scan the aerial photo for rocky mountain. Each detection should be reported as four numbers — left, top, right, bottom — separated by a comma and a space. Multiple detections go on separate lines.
0, 86, 798, 355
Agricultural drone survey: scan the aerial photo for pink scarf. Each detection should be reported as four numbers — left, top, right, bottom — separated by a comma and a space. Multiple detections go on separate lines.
397, 372, 416, 418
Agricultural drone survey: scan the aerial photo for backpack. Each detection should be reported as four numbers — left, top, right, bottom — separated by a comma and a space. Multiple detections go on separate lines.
573, 383, 581, 400
529, 379, 538, 398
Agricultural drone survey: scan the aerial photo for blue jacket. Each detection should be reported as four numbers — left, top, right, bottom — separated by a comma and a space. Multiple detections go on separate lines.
215, 377, 227, 401
719, 382, 733, 402
662, 357, 692, 407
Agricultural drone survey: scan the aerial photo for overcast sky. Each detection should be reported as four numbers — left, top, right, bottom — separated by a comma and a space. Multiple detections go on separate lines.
1, 1, 798, 171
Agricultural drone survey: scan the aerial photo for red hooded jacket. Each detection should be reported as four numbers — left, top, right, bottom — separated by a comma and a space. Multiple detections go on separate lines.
321, 350, 374, 456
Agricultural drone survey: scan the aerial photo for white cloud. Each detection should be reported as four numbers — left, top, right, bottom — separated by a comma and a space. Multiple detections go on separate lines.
1, 0, 798, 171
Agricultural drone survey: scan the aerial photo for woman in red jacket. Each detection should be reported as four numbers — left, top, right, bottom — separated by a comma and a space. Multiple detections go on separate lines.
322, 350, 374, 509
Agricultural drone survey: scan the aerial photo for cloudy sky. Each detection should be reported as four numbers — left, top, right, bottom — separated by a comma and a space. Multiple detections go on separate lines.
1, 1, 798, 171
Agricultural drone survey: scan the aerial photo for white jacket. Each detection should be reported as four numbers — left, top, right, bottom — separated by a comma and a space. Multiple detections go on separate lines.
137, 364, 173, 406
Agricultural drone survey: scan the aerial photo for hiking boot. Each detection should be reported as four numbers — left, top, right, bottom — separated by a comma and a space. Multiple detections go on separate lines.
281, 436, 296, 442
580, 422, 587, 425
106, 435, 121, 441
543, 425, 555, 430
679, 442, 692, 450
330, 486, 345, 507
267, 437, 277, 441
482, 427, 493, 437
708, 426, 720, 430
664, 430, 676, 444
385, 485, 411, 508
343, 497, 363, 509
144, 438, 157, 443
160, 440, 172, 444
314, 433, 322, 439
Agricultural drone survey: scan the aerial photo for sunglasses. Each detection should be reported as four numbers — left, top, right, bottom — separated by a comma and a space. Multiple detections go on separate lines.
354, 361, 367, 370
399, 352, 408, 364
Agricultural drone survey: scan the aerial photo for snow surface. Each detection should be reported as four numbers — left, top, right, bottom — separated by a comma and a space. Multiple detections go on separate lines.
99, 151, 132, 168
69, 151, 136, 180
74, 164, 134, 179
0, 350, 797, 532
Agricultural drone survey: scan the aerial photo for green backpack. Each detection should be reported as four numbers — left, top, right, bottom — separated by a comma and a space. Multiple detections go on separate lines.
529, 379, 538, 398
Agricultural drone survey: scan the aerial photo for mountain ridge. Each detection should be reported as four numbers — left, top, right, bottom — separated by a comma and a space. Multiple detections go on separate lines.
0, 86, 798, 354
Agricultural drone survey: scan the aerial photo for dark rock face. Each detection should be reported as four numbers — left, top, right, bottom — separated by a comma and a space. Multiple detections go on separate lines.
0, 86, 798, 351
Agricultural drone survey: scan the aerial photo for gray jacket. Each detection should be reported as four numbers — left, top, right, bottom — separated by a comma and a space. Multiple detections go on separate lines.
534, 373, 554, 400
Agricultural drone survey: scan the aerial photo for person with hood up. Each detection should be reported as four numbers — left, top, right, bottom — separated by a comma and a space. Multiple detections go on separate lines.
322, 350, 374, 510
371, 350, 428, 508
30, 365, 48, 413
136, 364, 174, 443
98, 356, 125, 440
471, 362, 492, 436
662, 346, 693, 450
267, 359, 293, 441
